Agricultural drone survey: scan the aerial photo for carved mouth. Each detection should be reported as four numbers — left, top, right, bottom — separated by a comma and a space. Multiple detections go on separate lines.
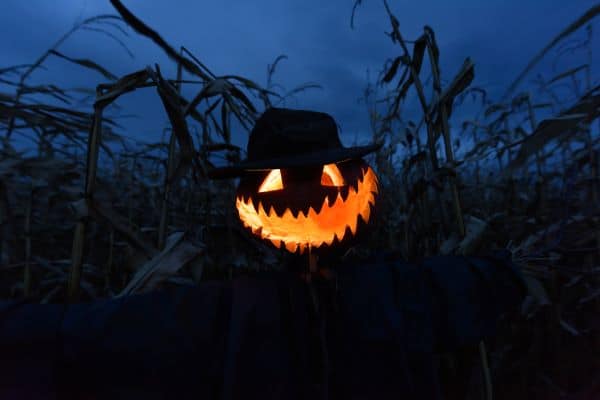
236, 167, 379, 253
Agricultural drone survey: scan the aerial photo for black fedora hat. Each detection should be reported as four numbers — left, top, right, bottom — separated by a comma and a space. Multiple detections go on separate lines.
209, 107, 382, 179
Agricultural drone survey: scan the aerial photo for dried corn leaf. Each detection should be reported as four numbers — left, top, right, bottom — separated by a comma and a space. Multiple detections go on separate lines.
109, 0, 209, 80
118, 232, 203, 296
90, 199, 157, 257
503, 3, 600, 99
522, 274, 551, 306
456, 215, 487, 255
506, 86, 600, 173
49, 50, 117, 81
546, 64, 589, 86
382, 56, 402, 83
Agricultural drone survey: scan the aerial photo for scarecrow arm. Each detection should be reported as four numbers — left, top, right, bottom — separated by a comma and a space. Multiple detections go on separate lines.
0, 283, 233, 397
420, 250, 527, 350
336, 250, 527, 352
315, 250, 527, 399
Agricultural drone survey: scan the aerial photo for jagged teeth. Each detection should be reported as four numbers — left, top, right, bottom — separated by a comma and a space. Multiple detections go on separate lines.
359, 200, 372, 223
290, 208, 298, 219
285, 241, 297, 253
320, 197, 329, 214
236, 167, 379, 252
349, 181, 359, 194
340, 186, 349, 202
282, 208, 294, 220
257, 201, 266, 216
251, 196, 260, 211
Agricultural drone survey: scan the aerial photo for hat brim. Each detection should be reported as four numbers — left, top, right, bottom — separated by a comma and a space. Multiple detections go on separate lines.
208, 141, 382, 179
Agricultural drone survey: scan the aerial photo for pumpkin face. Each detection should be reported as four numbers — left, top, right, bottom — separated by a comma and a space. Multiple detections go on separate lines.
235, 159, 379, 254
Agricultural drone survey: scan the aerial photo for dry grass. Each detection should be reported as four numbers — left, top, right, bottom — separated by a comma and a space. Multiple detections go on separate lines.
1, 0, 599, 398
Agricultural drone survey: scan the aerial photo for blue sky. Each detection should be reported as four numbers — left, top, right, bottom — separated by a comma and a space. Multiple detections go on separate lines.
2, 0, 598, 153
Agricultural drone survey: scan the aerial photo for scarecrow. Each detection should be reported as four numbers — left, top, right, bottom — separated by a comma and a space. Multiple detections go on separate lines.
0, 108, 527, 400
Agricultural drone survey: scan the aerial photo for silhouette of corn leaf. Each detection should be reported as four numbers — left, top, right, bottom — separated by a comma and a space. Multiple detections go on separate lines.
109, 0, 210, 80
118, 232, 203, 296
546, 64, 589, 86
382, 56, 403, 83
506, 84, 600, 173
48, 50, 118, 81
503, 3, 600, 99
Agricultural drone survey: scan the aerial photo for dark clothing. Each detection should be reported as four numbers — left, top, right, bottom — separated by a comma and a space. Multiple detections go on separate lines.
0, 251, 526, 399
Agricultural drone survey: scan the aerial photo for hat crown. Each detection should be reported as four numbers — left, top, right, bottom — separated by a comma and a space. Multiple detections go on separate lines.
208, 107, 380, 179
246, 108, 342, 163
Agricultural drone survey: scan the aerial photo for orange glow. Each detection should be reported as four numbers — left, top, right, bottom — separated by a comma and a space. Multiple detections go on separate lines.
258, 169, 283, 192
321, 163, 345, 186
236, 166, 378, 253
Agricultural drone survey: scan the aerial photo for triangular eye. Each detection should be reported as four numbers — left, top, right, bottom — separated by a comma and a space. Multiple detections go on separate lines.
259, 169, 284, 192
321, 163, 345, 187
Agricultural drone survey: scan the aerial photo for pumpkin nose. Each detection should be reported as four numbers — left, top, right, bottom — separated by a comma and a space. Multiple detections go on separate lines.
282, 166, 322, 185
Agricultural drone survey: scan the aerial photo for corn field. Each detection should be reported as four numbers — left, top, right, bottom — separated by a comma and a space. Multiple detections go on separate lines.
1, 0, 599, 398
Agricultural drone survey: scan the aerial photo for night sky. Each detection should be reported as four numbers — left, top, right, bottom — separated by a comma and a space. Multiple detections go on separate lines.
2, 0, 598, 153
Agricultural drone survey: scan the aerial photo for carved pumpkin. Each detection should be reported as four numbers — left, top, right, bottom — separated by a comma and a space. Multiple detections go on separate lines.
235, 159, 379, 254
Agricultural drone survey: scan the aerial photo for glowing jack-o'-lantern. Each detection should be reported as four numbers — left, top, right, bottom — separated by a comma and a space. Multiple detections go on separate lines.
235, 159, 379, 254
208, 107, 382, 254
